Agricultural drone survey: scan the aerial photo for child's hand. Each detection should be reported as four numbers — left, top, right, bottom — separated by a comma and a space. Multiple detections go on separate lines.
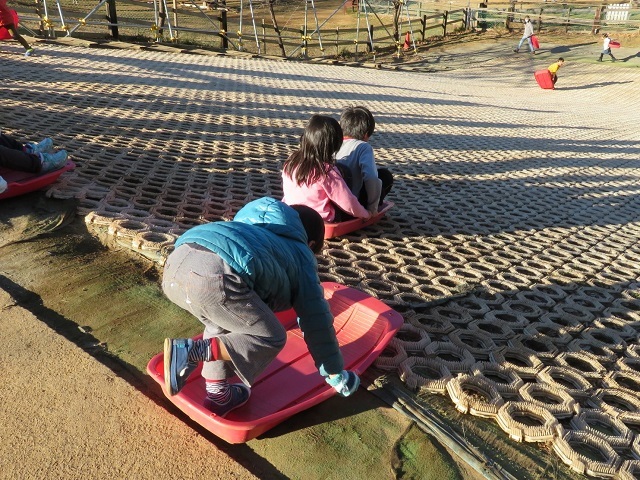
326, 370, 360, 397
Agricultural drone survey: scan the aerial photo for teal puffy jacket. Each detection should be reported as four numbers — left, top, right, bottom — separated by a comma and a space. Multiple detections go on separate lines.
175, 196, 344, 375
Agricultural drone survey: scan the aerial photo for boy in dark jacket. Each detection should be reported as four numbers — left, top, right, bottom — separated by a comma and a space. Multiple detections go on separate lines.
163, 197, 359, 417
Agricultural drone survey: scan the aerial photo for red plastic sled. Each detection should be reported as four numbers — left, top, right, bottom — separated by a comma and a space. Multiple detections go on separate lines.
610, 41, 620, 48
534, 69, 554, 90
0, 10, 19, 40
147, 282, 403, 444
324, 201, 394, 239
531, 35, 540, 50
0, 161, 76, 200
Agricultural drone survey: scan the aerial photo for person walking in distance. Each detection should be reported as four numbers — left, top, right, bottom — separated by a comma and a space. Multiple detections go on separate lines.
598, 33, 616, 62
514, 16, 536, 54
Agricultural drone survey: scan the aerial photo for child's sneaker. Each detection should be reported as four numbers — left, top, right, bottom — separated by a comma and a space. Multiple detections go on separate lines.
24, 48, 35, 57
39, 150, 68, 173
0, 176, 7, 194
204, 384, 251, 417
164, 338, 199, 396
25, 137, 54, 154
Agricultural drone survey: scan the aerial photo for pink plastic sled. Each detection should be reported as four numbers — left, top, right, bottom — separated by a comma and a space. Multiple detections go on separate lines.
324, 201, 394, 239
0, 161, 75, 200
610, 41, 621, 48
147, 282, 403, 444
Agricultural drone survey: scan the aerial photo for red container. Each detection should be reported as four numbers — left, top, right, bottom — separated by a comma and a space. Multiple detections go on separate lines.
531, 35, 540, 50
0, 161, 76, 200
534, 69, 554, 90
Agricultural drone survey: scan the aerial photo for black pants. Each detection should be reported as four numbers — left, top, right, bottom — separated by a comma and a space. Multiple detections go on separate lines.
4, 24, 31, 50
334, 165, 393, 222
0, 134, 41, 173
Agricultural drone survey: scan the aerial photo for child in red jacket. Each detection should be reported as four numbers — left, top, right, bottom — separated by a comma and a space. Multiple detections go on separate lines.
0, 0, 33, 56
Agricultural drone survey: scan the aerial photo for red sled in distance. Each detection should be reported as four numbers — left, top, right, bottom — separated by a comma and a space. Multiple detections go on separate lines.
147, 282, 403, 444
610, 41, 621, 48
0, 10, 19, 40
324, 201, 394, 239
534, 69, 554, 90
531, 35, 540, 50
0, 161, 76, 200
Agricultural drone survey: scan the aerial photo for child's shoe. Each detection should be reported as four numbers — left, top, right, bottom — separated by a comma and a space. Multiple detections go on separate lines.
39, 150, 68, 173
204, 384, 251, 417
164, 338, 212, 395
513, 48, 519, 53
24, 48, 35, 57
0, 176, 7, 194
25, 137, 54, 154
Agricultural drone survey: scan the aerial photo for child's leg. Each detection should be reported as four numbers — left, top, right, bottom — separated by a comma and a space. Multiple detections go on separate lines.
527, 37, 534, 52
6, 24, 31, 51
378, 168, 393, 204
0, 145, 41, 172
162, 244, 287, 387
0, 133, 25, 150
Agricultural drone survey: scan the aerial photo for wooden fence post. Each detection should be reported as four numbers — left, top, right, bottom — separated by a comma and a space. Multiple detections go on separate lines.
506, 0, 515, 31
421, 14, 426, 40
443, 10, 448, 37
565, 7, 571, 33
106, 0, 119, 39
220, 0, 228, 49
537, 8, 543, 33
592, 3, 605, 34
268, 0, 286, 57
336, 27, 339, 57
368, 25, 373, 52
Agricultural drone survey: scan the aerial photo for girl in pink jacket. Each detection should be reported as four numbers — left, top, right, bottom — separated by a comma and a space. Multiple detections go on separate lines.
282, 115, 371, 223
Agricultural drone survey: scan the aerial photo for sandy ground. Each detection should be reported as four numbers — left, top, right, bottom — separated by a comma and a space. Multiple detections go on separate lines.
0, 288, 256, 480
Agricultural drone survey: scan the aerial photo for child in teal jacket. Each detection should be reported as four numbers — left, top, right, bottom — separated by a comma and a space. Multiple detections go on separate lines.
163, 197, 359, 417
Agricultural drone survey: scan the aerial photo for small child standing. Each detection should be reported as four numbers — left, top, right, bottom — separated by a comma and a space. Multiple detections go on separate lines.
0, 0, 34, 56
336, 105, 393, 216
282, 114, 371, 222
547, 57, 565, 86
598, 33, 616, 62
0, 132, 68, 194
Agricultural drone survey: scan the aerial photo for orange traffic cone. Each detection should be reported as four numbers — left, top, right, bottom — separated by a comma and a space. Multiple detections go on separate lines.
403, 32, 411, 51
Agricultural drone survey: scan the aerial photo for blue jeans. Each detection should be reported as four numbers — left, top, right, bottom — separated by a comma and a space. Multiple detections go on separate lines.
517, 37, 533, 52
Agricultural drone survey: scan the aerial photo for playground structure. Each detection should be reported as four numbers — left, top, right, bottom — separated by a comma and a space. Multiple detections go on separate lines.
10, 0, 640, 59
